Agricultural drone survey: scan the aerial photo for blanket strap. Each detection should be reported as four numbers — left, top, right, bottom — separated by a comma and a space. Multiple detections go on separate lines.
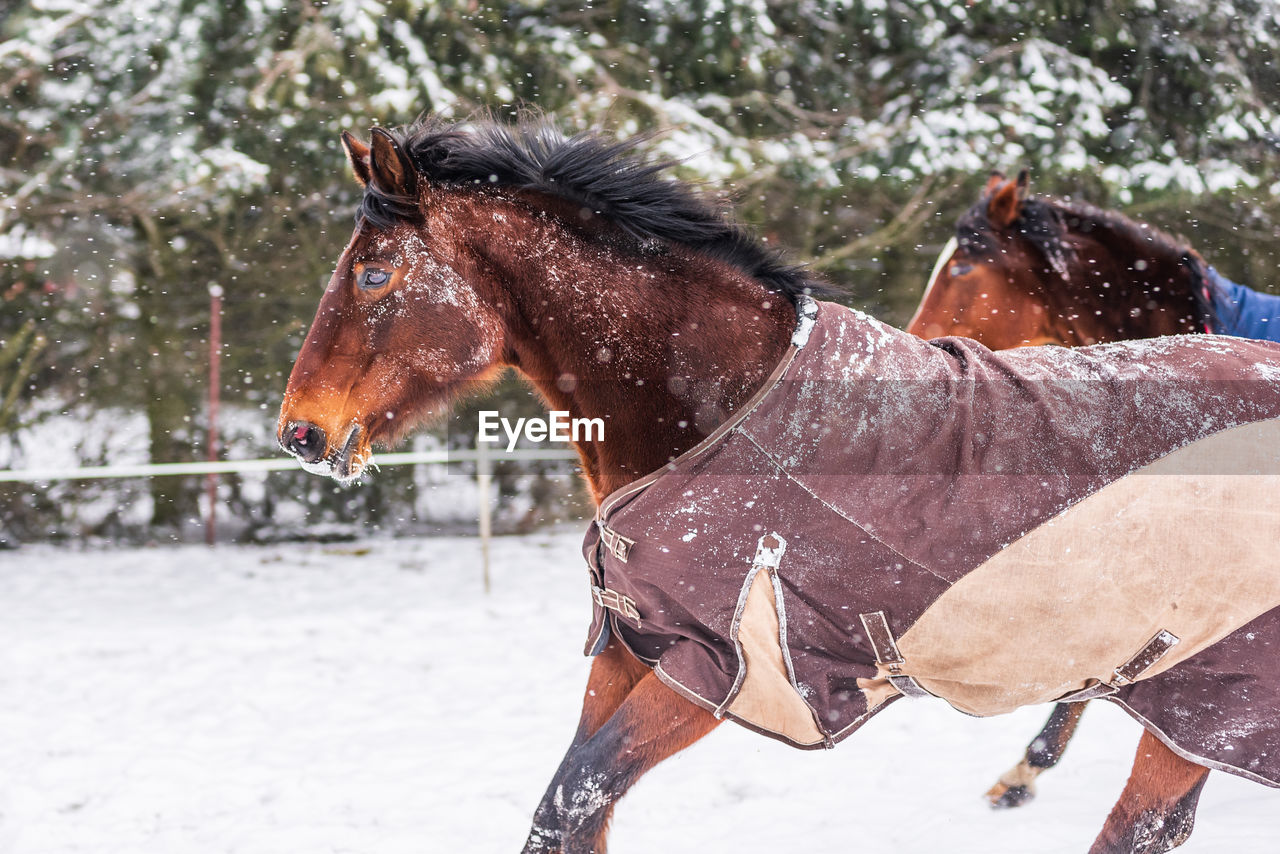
591, 584, 641, 622
599, 524, 636, 563
589, 521, 641, 627
1058, 629, 1181, 702
859, 610, 932, 699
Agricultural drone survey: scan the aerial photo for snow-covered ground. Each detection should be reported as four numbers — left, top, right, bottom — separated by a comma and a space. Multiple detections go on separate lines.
1, 531, 1275, 853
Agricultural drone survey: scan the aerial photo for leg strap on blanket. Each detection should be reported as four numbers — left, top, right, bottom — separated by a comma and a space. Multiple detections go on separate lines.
1058, 629, 1181, 702
859, 611, 933, 699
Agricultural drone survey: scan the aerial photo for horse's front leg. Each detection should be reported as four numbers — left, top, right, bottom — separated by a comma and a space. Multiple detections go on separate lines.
524, 668, 719, 854
986, 701, 1088, 807
568, 637, 652, 749
1088, 729, 1210, 854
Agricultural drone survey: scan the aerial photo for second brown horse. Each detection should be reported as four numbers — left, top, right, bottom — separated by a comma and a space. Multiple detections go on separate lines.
909, 171, 1280, 808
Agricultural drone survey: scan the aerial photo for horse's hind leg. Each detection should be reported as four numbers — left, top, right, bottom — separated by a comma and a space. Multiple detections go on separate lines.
1088, 729, 1210, 854
523, 669, 719, 854
987, 701, 1088, 808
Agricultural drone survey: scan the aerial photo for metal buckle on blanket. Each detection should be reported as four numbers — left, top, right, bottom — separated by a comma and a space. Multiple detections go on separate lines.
592, 585, 641, 622
598, 524, 636, 563
1112, 629, 1180, 686
1056, 628, 1181, 703
858, 610, 933, 699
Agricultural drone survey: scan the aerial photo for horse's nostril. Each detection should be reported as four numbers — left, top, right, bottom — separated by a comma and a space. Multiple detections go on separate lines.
284, 422, 327, 464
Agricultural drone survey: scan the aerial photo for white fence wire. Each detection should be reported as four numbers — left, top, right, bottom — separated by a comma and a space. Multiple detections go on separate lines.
0, 447, 579, 483
0, 446, 584, 584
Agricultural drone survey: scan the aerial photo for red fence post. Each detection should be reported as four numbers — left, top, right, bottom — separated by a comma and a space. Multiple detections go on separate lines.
206, 283, 223, 546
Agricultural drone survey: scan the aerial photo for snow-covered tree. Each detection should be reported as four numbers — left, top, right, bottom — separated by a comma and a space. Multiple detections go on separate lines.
2, 0, 1277, 538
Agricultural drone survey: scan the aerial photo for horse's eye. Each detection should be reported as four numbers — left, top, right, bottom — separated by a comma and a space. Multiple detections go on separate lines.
949, 263, 973, 277
359, 269, 390, 290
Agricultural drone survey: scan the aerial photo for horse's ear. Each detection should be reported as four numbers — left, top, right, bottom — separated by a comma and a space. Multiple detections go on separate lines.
1015, 168, 1030, 201
368, 127, 418, 199
988, 176, 1022, 228
341, 131, 372, 187
984, 170, 1006, 195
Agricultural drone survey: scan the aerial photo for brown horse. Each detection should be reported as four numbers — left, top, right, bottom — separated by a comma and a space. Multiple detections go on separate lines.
908, 172, 1280, 809
278, 119, 1266, 853
907, 170, 1224, 349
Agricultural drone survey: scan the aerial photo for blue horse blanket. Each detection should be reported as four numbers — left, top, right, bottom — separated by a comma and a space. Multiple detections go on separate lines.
1209, 268, 1280, 341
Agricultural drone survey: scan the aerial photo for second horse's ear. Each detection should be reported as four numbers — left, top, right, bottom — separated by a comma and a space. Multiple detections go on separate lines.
368, 127, 418, 199
341, 131, 372, 187
988, 175, 1023, 229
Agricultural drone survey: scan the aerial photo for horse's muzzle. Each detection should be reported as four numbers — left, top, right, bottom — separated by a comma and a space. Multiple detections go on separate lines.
280, 421, 327, 464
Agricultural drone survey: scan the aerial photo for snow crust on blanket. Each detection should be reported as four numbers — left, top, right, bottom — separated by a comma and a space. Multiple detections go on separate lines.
1, 532, 1277, 853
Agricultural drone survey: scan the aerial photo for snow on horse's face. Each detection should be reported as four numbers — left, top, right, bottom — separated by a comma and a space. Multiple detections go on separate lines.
277, 130, 506, 481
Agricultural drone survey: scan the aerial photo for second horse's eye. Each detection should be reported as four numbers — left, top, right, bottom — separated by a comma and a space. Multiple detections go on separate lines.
359, 269, 390, 290
949, 263, 973, 278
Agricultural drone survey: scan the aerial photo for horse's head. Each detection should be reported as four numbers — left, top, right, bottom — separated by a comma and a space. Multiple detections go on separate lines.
908, 170, 1075, 348
278, 117, 811, 496
909, 172, 1218, 349
277, 128, 506, 481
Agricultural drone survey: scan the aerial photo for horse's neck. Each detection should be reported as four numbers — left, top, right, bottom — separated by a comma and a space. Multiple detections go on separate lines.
1064, 229, 1201, 342
471, 200, 796, 502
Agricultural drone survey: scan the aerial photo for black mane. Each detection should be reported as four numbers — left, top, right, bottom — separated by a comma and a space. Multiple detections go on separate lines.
358, 117, 830, 303
956, 194, 1220, 331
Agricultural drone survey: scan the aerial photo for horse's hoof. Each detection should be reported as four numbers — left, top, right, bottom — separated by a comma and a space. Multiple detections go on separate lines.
986, 781, 1035, 809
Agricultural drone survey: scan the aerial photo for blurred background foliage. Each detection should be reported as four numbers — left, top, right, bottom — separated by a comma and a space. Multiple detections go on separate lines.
1, 0, 1278, 543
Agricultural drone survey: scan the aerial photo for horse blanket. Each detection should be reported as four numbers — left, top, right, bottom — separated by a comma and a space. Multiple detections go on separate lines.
1208, 267, 1280, 342
583, 297, 1280, 787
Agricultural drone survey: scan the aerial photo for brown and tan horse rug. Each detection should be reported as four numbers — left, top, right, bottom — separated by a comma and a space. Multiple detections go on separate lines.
587, 296, 1280, 784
